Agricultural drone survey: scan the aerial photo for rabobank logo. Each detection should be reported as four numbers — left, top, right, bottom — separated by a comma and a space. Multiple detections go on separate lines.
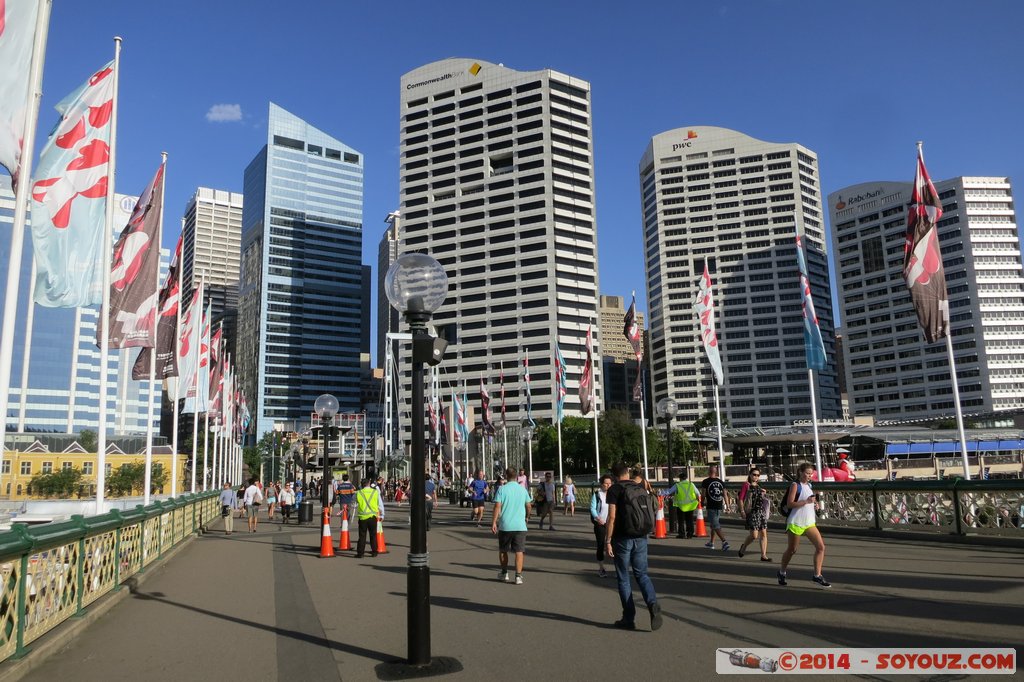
671, 130, 699, 152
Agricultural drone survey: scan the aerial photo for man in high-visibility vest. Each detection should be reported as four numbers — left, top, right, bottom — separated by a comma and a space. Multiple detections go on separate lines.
355, 478, 382, 558
658, 470, 700, 539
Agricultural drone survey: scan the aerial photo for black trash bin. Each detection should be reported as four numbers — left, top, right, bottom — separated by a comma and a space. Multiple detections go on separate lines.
448, 490, 458, 505
298, 499, 314, 524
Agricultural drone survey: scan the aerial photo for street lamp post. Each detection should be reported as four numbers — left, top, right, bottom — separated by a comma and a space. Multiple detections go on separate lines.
315, 394, 339, 555
299, 436, 313, 524
381, 253, 459, 675
657, 397, 678, 533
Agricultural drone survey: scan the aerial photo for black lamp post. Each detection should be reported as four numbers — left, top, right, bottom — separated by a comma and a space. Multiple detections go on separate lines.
380, 252, 459, 675
657, 397, 679, 533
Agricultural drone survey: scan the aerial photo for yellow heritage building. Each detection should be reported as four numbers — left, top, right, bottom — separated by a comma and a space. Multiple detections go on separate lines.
1, 438, 186, 500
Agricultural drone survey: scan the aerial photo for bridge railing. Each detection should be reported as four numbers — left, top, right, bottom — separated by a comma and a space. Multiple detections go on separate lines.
0, 491, 219, 664
718, 480, 1024, 537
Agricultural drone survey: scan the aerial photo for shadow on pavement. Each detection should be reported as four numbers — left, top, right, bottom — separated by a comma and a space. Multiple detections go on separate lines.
124, 578, 392, 663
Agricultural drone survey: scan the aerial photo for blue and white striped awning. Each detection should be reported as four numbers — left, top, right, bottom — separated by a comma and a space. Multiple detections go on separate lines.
885, 440, 1024, 455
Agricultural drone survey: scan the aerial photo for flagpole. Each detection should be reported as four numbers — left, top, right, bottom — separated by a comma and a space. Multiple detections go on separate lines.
713, 383, 724, 468
639, 385, 650, 479
591, 323, 601, 478
117, 348, 129, 434
16, 258, 37, 432
808, 368, 823, 475
190, 276, 203, 493
556, 420, 563, 485
95, 37, 122, 514
67, 308, 82, 433
0, 0, 52, 498
144, 155, 167, 503
171, 290, 181, 497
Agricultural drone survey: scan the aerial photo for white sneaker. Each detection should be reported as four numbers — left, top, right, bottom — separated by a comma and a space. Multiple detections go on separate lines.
514, 574, 524, 585
498, 570, 510, 582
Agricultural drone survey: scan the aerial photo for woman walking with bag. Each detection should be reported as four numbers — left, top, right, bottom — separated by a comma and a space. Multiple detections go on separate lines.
737, 468, 771, 561
778, 462, 830, 587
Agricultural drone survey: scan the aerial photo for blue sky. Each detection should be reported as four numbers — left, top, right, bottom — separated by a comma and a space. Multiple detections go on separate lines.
29, 0, 1024, 361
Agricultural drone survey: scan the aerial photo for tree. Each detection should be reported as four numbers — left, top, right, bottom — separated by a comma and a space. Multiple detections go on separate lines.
106, 461, 169, 496
79, 430, 97, 452
29, 467, 83, 498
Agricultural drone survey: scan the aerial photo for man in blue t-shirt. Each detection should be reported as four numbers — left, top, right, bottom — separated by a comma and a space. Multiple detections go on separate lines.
491, 467, 532, 584
425, 475, 437, 531
469, 470, 489, 526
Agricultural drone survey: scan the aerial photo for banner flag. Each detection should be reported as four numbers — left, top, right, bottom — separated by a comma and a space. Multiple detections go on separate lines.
480, 376, 494, 434
0, 0, 41, 187
132, 234, 181, 380
796, 231, 828, 371
30, 61, 115, 307
623, 294, 643, 361
693, 259, 724, 386
554, 343, 567, 422
579, 324, 594, 415
902, 146, 949, 343
106, 162, 163, 348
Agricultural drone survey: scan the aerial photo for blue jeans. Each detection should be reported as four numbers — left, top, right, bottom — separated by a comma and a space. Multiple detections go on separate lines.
612, 536, 658, 623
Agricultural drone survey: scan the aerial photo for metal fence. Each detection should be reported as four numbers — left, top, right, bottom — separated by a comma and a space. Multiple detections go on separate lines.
717, 480, 1024, 536
0, 491, 220, 663
577, 480, 1024, 539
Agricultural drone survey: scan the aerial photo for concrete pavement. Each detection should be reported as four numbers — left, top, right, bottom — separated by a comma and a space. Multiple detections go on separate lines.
13, 501, 1024, 681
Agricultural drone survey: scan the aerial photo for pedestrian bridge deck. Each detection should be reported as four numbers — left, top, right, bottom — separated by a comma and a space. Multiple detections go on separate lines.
8, 504, 1024, 681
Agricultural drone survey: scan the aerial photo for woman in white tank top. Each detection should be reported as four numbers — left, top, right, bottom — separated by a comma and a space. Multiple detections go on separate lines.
778, 462, 831, 588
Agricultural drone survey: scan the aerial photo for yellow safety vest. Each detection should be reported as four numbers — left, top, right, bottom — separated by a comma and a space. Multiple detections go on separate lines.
674, 480, 699, 511
356, 487, 380, 519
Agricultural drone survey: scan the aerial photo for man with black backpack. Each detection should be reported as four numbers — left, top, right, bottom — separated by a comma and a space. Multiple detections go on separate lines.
604, 462, 662, 632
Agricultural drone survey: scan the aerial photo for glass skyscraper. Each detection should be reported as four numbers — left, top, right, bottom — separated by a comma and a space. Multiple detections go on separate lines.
1, 180, 168, 439
237, 103, 365, 438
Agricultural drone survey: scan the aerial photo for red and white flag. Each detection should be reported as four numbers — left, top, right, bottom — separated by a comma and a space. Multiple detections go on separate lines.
105, 162, 164, 348
30, 61, 115, 307
0, 0, 43, 187
579, 324, 595, 415
693, 259, 724, 386
132, 234, 181, 380
177, 289, 202, 412
623, 294, 643, 361
902, 146, 949, 343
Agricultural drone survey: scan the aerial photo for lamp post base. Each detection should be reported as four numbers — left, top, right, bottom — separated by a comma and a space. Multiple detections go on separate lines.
375, 657, 463, 680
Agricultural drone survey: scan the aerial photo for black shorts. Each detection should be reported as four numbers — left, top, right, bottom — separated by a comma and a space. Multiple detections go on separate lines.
498, 530, 526, 553
472, 500, 486, 508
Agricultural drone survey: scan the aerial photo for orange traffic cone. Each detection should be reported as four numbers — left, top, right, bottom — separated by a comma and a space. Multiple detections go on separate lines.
375, 517, 389, 554
337, 505, 351, 551
319, 507, 335, 558
653, 497, 668, 539
694, 502, 708, 538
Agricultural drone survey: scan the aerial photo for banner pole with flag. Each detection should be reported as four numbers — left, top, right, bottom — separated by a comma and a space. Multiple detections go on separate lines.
142, 153, 167, 505
904, 142, 969, 478
625, 291, 650, 479
189, 276, 203, 493
694, 259, 726, 469
95, 37, 122, 515
797, 229, 828, 476
201, 304, 211, 491
0, 0, 51, 497
554, 343, 566, 485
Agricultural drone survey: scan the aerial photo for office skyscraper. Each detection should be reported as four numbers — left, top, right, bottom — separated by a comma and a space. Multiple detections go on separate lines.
830, 176, 1024, 419
1, 182, 167, 438
398, 58, 601, 431
376, 212, 401, 371
237, 103, 365, 438
181, 187, 243, 357
640, 126, 840, 429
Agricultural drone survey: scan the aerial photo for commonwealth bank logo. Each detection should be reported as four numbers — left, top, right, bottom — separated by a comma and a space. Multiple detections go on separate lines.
469, 62, 482, 76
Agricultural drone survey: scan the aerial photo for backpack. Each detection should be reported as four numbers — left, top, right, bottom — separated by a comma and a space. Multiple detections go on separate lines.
619, 482, 656, 537
777, 483, 802, 517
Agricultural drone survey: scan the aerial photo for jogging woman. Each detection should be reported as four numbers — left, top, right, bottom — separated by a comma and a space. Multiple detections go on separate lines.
778, 462, 830, 588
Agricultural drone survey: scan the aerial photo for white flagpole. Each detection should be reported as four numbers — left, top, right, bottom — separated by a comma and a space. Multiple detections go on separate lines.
808, 368, 823, 476
203, 410, 210, 490
17, 258, 37, 431
556, 420, 563, 485
713, 383, 724, 468
142, 153, 167, 505
117, 348, 128, 434
189, 276, 203, 493
67, 307, 82, 433
591, 321, 600, 478
0, 0, 52, 498
639, 389, 650, 479
95, 37, 122, 515
170, 283, 181, 497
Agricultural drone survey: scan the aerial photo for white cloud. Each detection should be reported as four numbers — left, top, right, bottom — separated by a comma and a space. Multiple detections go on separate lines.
205, 104, 243, 123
